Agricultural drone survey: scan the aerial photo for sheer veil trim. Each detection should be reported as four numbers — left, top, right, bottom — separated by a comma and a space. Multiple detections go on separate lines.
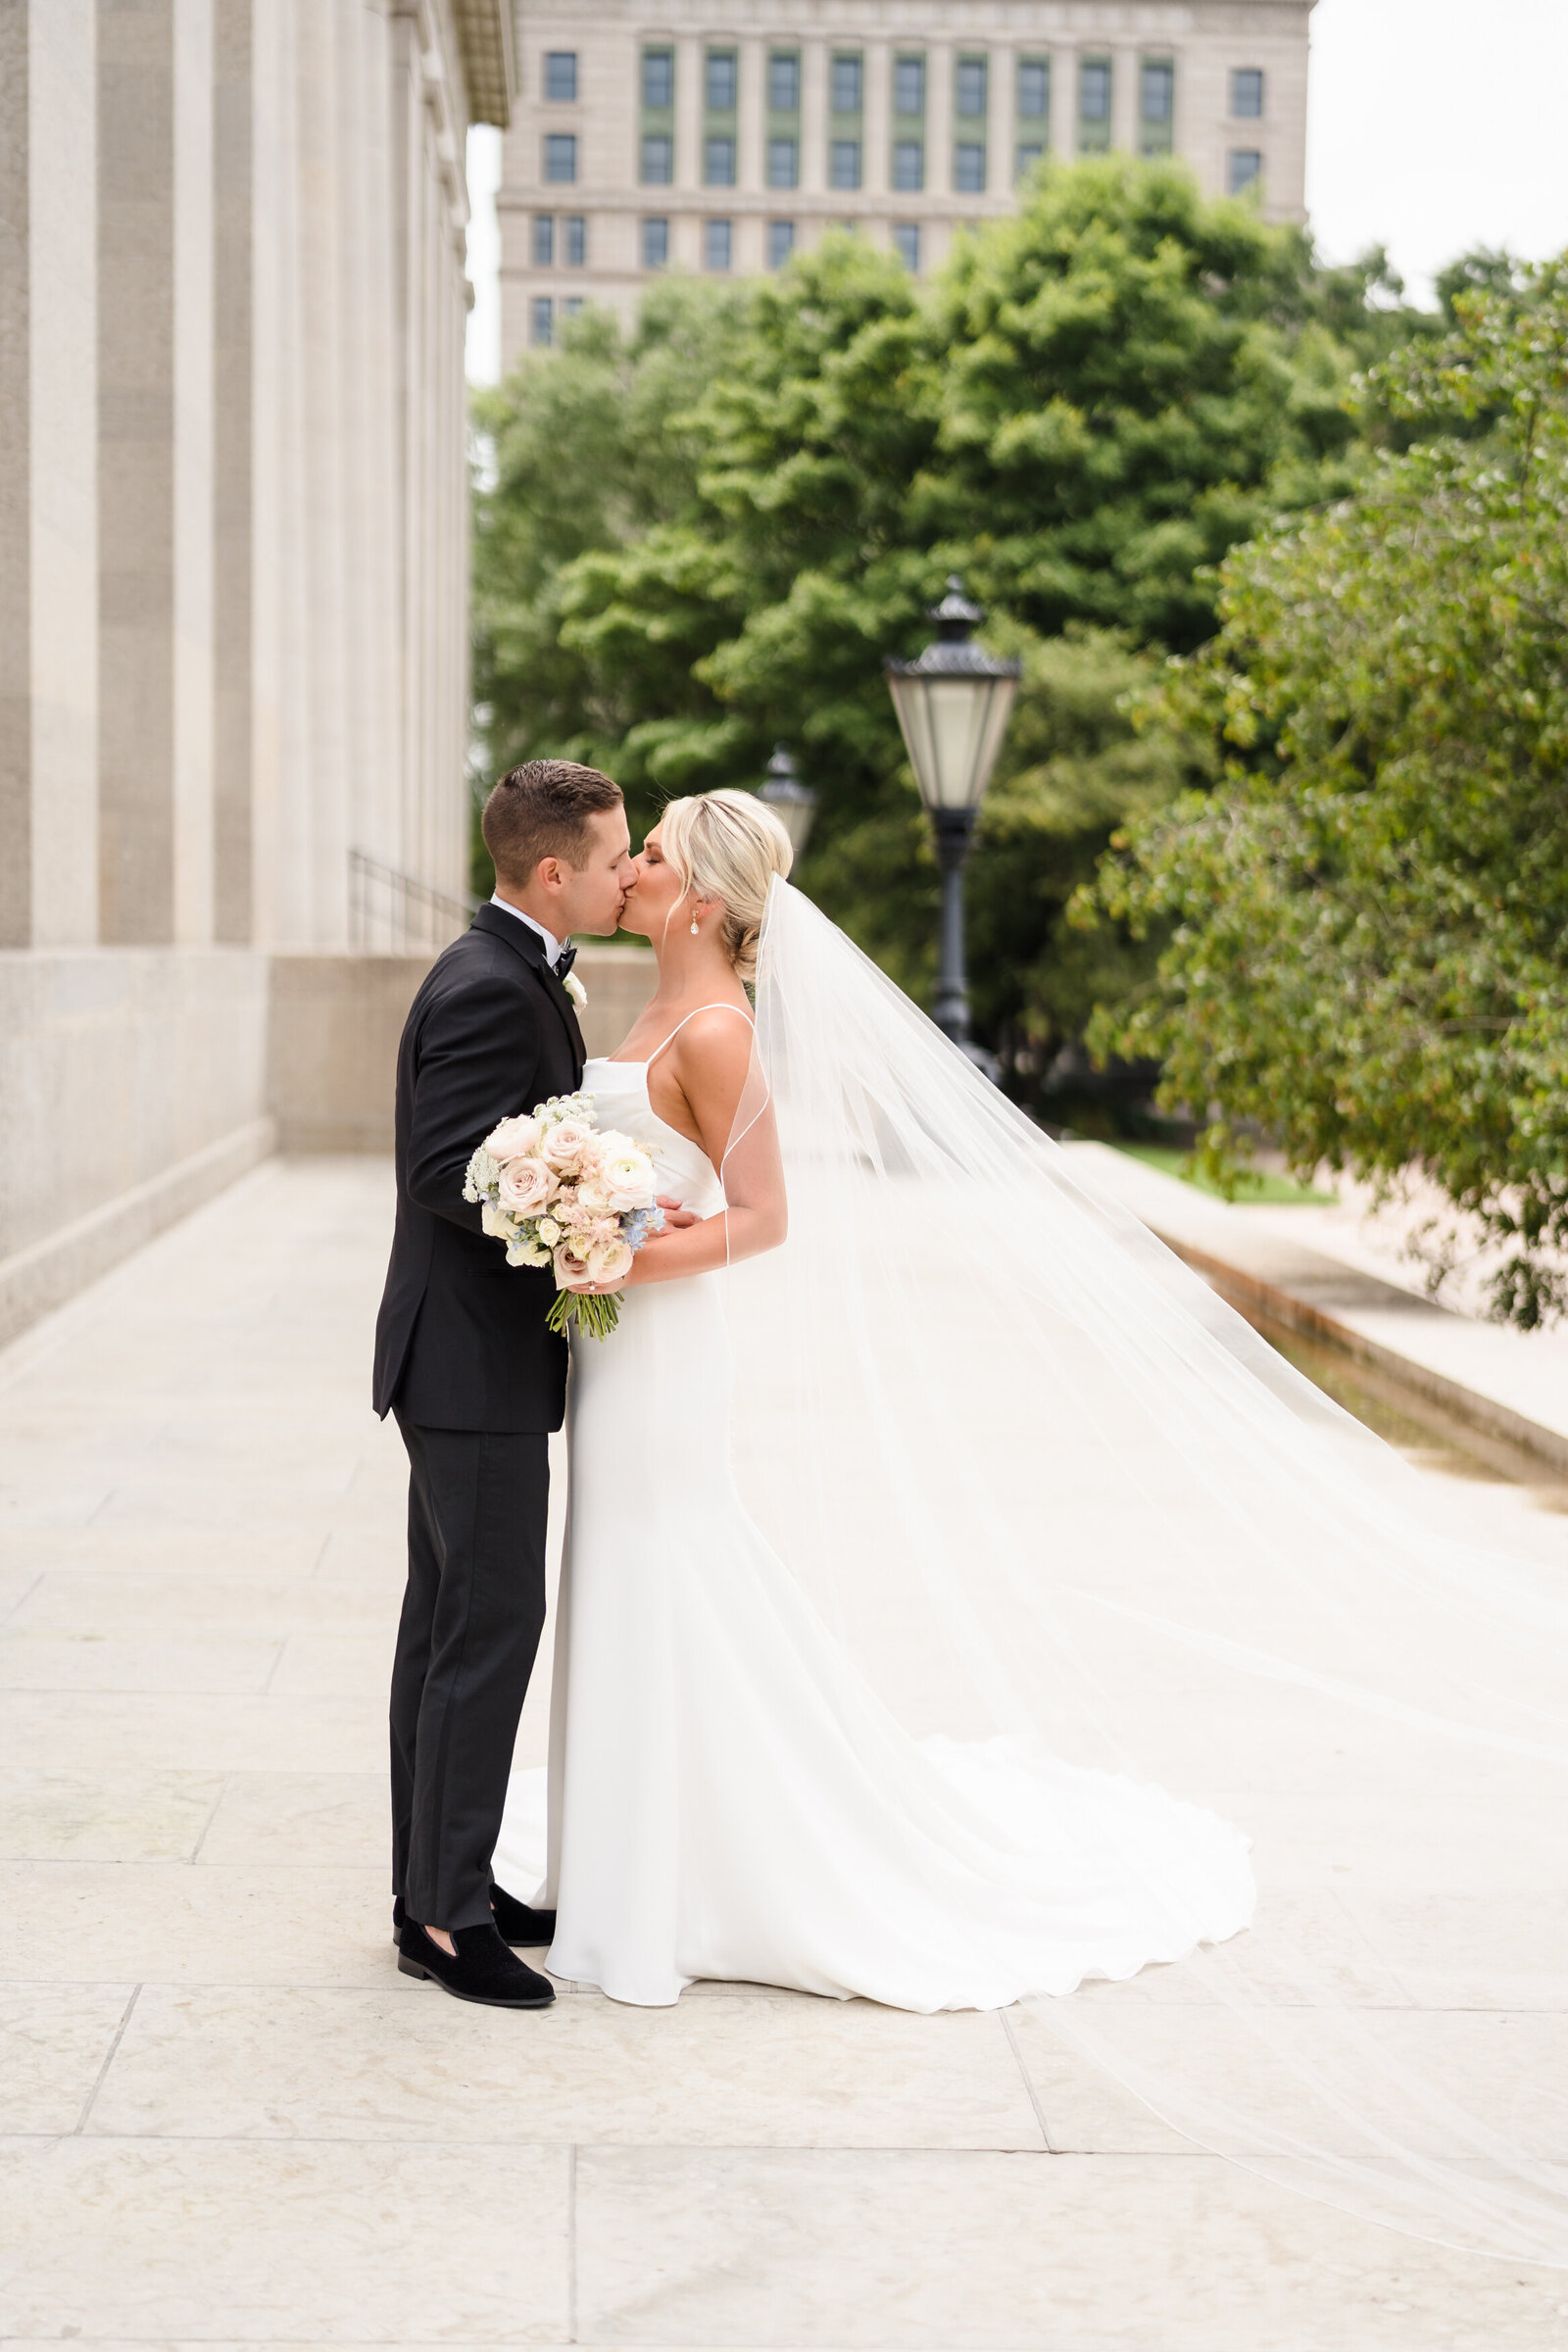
707, 875, 1568, 2265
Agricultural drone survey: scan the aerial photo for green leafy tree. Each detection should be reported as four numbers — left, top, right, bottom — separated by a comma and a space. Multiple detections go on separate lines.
474, 161, 1372, 1056
1085, 267, 1568, 1326
470, 280, 748, 877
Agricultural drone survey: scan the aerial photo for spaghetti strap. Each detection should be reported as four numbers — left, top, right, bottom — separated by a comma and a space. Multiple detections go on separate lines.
644, 1002, 754, 1070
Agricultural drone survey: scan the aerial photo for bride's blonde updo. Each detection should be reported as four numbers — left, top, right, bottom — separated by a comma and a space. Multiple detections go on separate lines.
659, 788, 793, 984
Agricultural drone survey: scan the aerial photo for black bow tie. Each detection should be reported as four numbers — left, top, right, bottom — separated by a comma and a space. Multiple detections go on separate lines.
551, 945, 576, 980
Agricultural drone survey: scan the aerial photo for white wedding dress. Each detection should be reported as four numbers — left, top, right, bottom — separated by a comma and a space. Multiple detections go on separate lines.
480, 884, 1568, 2263
496, 1026, 1255, 2011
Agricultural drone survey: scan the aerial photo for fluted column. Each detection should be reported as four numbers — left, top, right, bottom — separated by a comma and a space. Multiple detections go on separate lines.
0, 0, 100, 949
97, 0, 215, 947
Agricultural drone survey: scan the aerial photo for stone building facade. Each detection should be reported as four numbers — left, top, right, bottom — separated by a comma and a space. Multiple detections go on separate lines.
0, 0, 514, 1341
499, 0, 1313, 359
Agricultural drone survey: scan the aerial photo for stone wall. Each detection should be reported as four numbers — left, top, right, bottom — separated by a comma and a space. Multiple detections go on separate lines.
268, 942, 659, 1152
0, 2, 516, 1345
0, 946, 272, 1348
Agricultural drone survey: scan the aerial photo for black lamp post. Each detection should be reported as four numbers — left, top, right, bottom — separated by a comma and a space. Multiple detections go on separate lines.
884, 577, 1020, 1054
758, 744, 817, 858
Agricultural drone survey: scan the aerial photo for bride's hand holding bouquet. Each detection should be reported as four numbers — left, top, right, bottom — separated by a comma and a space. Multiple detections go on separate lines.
463, 1091, 675, 1339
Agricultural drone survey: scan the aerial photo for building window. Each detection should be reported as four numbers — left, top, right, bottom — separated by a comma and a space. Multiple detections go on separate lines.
895, 56, 926, 117
768, 137, 799, 189
1141, 58, 1174, 154
1142, 60, 1174, 122
768, 52, 800, 113
564, 216, 586, 268
1227, 148, 1262, 194
543, 134, 577, 183
1017, 58, 1049, 120
831, 54, 863, 115
530, 296, 553, 347
641, 134, 672, 185
1079, 57, 1111, 151
544, 52, 577, 103
532, 215, 555, 267
705, 218, 732, 270
954, 142, 986, 193
642, 49, 674, 111
767, 219, 796, 269
892, 139, 924, 192
830, 139, 861, 190
1232, 68, 1264, 119
956, 56, 988, 119
706, 49, 737, 112
563, 297, 584, 319
1015, 142, 1045, 181
705, 136, 736, 186
893, 221, 921, 271
641, 217, 669, 269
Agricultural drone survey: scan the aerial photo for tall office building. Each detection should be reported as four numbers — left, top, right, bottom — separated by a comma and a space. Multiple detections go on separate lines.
499, 1, 1314, 362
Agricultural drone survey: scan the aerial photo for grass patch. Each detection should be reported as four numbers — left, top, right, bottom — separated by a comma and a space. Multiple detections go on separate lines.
1113, 1144, 1337, 1206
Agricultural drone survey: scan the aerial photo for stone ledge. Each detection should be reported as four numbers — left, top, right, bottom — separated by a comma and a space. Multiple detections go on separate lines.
0, 1117, 276, 1353
1067, 1143, 1568, 1485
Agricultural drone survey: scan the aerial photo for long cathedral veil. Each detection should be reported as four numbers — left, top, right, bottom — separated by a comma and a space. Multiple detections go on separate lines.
717, 876, 1568, 2264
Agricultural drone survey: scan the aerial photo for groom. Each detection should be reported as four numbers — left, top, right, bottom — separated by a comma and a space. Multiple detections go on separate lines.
373, 760, 635, 2009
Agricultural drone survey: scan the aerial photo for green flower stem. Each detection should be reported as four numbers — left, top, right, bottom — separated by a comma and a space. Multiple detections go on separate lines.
546, 1289, 624, 1341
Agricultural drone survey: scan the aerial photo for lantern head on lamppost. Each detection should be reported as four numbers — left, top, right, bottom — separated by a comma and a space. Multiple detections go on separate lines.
884, 577, 1020, 1053
758, 744, 817, 858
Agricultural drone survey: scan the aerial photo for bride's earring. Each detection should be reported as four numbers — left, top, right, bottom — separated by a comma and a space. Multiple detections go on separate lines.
690, 917, 700, 935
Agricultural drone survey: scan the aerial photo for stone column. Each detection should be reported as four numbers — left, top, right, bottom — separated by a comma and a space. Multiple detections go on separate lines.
97, 0, 215, 946
0, 0, 100, 949
214, 0, 254, 944
1111, 45, 1139, 155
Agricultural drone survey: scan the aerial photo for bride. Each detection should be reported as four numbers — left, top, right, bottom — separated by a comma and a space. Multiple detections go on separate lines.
498, 788, 1568, 2265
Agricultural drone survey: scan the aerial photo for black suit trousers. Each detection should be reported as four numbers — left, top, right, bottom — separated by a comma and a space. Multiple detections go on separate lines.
389, 1412, 550, 1930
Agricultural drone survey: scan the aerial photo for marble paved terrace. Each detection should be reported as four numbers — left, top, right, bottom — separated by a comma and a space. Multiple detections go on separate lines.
3, 1157, 1568, 2349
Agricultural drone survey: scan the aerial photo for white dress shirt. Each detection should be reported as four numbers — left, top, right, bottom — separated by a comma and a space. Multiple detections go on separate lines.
489, 892, 564, 967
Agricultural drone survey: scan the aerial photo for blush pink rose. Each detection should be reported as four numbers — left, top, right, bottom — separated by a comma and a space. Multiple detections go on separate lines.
553, 1241, 595, 1290
497, 1156, 555, 1216
587, 1237, 633, 1286
484, 1113, 543, 1163
541, 1118, 594, 1175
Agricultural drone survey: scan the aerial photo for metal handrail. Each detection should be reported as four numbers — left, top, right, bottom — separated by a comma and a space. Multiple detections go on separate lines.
348, 848, 478, 954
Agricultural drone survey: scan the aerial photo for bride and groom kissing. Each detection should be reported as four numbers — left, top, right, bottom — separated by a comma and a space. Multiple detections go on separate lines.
373, 760, 782, 2008
369, 755, 1253, 2016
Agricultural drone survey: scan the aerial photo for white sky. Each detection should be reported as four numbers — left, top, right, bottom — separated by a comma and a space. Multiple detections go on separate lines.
465, 0, 1568, 381
1306, 0, 1568, 298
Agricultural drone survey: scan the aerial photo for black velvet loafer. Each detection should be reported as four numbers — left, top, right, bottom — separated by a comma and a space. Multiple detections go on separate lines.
394, 1885, 555, 1950
489, 1879, 557, 1947
397, 1918, 556, 2009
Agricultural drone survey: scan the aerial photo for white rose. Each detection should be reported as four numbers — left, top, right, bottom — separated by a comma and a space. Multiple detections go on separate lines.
537, 1215, 562, 1248
564, 971, 588, 1011
484, 1114, 543, 1164
497, 1157, 556, 1217
506, 1240, 552, 1268
480, 1200, 515, 1240
598, 1144, 657, 1212
575, 1173, 613, 1213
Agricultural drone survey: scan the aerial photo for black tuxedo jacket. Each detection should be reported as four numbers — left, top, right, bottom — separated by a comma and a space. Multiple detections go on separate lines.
373, 903, 587, 1432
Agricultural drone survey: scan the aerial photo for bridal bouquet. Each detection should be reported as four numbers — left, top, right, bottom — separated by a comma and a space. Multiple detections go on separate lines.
463, 1091, 663, 1340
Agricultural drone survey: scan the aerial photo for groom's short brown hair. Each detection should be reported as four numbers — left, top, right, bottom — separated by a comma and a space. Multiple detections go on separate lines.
482, 760, 623, 886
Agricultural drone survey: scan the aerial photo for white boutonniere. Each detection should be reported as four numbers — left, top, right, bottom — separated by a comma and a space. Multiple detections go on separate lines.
564, 971, 588, 1012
